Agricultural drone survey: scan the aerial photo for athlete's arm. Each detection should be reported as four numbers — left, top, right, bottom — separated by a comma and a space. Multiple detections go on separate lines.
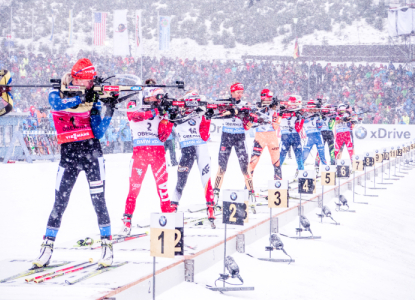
295, 118, 304, 132
127, 108, 159, 122
199, 116, 211, 141
90, 102, 114, 140
158, 119, 174, 142
48, 90, 82, 111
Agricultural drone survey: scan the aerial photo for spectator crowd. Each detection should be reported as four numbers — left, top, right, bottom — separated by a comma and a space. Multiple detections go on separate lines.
2, 50, 415, 125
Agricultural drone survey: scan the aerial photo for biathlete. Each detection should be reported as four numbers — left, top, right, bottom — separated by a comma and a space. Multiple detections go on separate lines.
334, 103, 354, 160
249, 89, 282, 181
118, 83, 176, 236
171, 90, 216, 227
279, 96, 305, 178
315, 104, 336, 167
33, 58, 116, 268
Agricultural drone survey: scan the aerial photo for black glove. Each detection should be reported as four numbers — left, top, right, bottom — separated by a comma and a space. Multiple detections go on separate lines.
169, 111, 177, 120
205, 108, 215, 120
85, 88, 98, 103
229, 108, 236, 117
280, 105, 286, 110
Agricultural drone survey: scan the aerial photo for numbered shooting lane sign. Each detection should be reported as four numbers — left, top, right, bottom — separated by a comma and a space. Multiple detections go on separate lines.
150, 213, 176, 258
382, 148, 390, 161
336, 159, 351, 178
374, 149, 383, 164
352, 155, 364, 171
267, 180, 289, 208
222, 190, 247, 226
321, 165, 336, 186
390, 147, 396, 158
175, 212, 184, 256
363, 152, 375, 167
298, 170, 316, 194
396, 146, 403, 157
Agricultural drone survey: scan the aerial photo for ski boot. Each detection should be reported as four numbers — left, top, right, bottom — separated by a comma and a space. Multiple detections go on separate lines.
32, 237, 54, 268
294, 169, 299, 179
117, 214, 132, 236
315, 166, 320, 178
98, 237, 113, 267
206, 202, 216, 229
161, 200, 178, 213
170, 201, 179, 212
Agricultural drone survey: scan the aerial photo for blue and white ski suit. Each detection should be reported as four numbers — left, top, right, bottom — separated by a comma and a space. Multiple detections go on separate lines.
279, 112, 304, 170
302, 115, 327, 165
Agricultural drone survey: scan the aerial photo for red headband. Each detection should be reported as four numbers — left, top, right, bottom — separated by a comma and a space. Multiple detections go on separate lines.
230, 83, 244, 92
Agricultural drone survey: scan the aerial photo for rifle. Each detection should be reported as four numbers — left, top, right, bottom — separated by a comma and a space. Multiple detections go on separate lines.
0, 69, 184, 106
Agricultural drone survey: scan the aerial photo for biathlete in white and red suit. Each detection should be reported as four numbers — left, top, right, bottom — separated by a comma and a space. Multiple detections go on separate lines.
170, 90, 216, 227
118, 82, 176, 236
334, 103, 354, 160
213, 83, 262, 202
33, 58, 116, 268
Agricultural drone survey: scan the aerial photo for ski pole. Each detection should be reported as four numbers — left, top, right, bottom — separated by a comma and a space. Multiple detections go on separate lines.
34, 262, 97, 283
26, 259, 93, 282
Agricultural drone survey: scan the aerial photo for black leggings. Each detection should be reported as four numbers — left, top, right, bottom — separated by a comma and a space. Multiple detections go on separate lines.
46, 138, 111, 239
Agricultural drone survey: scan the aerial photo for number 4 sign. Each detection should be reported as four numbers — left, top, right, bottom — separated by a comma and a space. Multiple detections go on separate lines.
150, 213, 176, 258
298, 170, 316, 194
267, 180, 289, 208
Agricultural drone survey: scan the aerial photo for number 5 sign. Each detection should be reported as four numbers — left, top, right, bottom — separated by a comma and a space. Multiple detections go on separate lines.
267, 180, 289, 208
321, 165, 336, 186
150, 213, 176, 258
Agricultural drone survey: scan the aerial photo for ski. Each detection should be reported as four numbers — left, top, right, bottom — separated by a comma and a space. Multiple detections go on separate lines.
64, 261, 129, 285
75, 233, 148, 249
246, 253, 295, 263
25, 259, 93, 283
35, 262, 98, 283
187, 206, 222, 214
0, 262, 70, 283
280, 233, 321, 240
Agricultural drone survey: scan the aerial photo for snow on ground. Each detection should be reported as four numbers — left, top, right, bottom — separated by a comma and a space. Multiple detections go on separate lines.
159, 162, 415, 300
0, 135, 413, 299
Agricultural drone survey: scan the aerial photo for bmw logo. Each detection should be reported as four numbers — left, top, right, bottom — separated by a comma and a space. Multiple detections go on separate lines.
325, 166, 330, 171
375, 150, 378, 153
275, 181, 281, 188
355, 126, 367, 139
341, 160, 345, 165
356, 156, 359, 160
303, 171, 308, 177
391, 147, 394, 150
230, 192, 238, 201
188, 119, 196, 126
366, 153, 369, 156
159, 216, 167, 227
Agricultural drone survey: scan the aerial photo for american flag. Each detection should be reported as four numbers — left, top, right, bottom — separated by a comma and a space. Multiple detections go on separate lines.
94, 12, 107, 46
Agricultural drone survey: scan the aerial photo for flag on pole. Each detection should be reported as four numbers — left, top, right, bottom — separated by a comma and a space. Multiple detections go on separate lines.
135, 11, 142, 55
293, 38, 300, 59
68, 10, 73, 45
113, 10, 129, 56
94, 12, 107, 46
159, 16, 171, 51
50, 9, 55, 41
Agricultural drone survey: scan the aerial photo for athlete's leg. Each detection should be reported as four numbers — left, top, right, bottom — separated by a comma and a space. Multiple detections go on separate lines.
172, 147, 196, 204
196, 144, 215, 206
279, 134, 291, 165
345, 131, 354, 160
292, 133, 304, 170
325, 131, 336, 165
83, 154, 111, 238
249, 137, 264, 178
268, 135, 282, 180
214, 134, 232, 190
235, 138, 253, 191
302, 134, 314, 163
124, 147, 149, 216
334, 132, 345, 159
315, 133, 327, 165
150, 146, 173, 212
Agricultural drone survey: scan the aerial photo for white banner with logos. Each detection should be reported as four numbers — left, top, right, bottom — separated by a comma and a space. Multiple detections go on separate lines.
353, 124, 415, 141
113, 10, 129, 57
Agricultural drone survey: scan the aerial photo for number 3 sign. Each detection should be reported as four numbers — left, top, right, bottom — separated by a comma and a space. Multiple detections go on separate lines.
267, 180, 289, 208
150, 213, 176, 258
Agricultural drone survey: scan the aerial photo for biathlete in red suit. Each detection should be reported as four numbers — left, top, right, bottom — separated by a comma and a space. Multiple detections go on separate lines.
334, 103, 354, 160
118, 83, 176, 236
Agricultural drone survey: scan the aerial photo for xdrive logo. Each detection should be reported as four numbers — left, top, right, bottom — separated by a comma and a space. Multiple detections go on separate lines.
355, 126, 411, 139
